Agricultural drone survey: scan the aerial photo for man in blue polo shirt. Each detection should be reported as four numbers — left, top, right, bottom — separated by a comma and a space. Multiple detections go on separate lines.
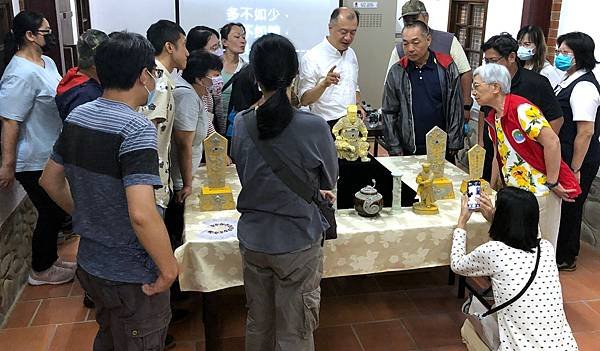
382, 20, 464, 158
40, 32, 178, 350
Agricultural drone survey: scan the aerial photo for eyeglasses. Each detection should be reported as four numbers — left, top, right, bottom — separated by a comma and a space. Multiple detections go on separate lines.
471, 82, 496, 91
554, 49, 574, 57
483, 56, 505, 64
36, 29, 52, 35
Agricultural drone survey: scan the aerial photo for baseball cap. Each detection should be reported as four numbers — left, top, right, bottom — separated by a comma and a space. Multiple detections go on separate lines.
78, 29, 109, 69
401, 0, 428, 17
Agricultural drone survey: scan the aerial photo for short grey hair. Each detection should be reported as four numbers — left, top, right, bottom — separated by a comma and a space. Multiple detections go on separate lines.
473, 63, 511, 94
329, 7, 360, 27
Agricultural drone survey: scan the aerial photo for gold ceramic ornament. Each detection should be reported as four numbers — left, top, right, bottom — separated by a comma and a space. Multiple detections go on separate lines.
199, 132, 235, 211
460, 144, 492, 195
426, 127, 455, 200
332, 105, 370, 162
413, 163, 439, 215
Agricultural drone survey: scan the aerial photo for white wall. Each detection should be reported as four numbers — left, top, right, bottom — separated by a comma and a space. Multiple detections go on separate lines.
395, 0, 450, 33
394, 0, 523, 39
89, 0, 175, 35
558, 0, 600, 79
11, 0, 20, 13
484, 0, 523, 40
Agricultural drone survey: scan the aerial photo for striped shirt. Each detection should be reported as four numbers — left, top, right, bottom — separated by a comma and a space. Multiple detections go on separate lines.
51, 98, 161, 284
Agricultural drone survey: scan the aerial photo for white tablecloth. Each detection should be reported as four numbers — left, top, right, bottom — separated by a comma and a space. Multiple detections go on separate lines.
175, 156, 490, 292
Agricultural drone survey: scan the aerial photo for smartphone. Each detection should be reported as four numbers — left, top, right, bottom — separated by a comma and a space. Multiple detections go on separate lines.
467, 180, 482, 210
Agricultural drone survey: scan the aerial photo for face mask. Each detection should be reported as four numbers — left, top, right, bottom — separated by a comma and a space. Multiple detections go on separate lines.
143, 71, 157, 108
517, 46, 535, 61
211, 76, 224, 94
34, 32, 57, 52
554, 54, 574, 71
211, 48, 224, 57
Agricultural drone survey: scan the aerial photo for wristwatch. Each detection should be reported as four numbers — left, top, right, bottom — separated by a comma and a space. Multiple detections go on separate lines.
464, 103, 473, 110
546, 181, 559, 189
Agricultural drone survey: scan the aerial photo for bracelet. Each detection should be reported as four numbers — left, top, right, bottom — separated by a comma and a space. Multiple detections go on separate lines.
546, 181, 559, 189
572, 168, 580, 173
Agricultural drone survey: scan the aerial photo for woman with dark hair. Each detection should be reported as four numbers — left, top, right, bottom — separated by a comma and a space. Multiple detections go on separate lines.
220, 22, 246, 119
554, 32, 600, 271
517, 25, 563, 88
452, 187, 577, 350
0, 11, 73, 285
186, 25, 221, 55
231, 33, 338, 350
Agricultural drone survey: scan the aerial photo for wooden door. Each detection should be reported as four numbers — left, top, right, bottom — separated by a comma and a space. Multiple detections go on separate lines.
0, 0, 14, 76
23, 0, 63, 73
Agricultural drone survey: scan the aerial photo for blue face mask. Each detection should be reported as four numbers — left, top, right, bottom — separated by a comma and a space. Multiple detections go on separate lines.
554, 54, 574, 71
517, 46, 535, 61
144, 70, 158, 108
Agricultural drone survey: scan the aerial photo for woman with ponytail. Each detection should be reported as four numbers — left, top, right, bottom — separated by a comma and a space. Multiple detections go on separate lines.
0, 11, 73, 285
231, 33, 338, 350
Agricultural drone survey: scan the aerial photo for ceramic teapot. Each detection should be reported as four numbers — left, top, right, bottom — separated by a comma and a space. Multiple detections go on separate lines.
354, 179, 384, 217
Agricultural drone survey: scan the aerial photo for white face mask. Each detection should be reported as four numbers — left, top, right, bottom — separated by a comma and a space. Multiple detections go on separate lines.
211, 48, 224, 57
517, 46, 535, 61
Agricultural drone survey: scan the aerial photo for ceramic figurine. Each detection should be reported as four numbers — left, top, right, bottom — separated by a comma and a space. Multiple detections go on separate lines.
354, 179, 384, 217
332, 104, 370, 162
413, 163, 439, 215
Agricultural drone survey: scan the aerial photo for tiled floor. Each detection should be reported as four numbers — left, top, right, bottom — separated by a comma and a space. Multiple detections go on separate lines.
2, 238, 600, 350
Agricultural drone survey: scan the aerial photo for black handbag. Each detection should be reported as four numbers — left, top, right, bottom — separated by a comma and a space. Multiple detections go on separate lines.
243, 110, 337, 240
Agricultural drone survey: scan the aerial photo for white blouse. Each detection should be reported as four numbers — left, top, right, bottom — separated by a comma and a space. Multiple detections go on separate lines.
451, 228, 578, 350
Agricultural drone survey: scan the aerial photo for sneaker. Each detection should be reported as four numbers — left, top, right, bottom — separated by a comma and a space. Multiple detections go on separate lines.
54, 257, 77, 270
558, 261, 577, 272
28, 265, 75, 285
164, 334, 176, 350
83, 292, 95, 308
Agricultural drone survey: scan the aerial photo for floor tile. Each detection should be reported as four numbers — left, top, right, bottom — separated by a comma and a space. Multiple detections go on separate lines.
331, 275, 382, 295
375, 268, 450, 292
314, 325, 363, 351
48, 321, 98, 351
3, 300, 40, 329
320, 295, 374, 327
401, 313, 463, 349
559, 274, 599, 302
0, 325, 56, 351
362, 292, 420, 320
170, 341, 199, 351
573, 331, 600, 351
406, 286, 464, 316
353, 320, 417, 350
19, 282, 73, 301
69, 279, 85, 297
31, 296, 88, 326
564, 302, 600, 333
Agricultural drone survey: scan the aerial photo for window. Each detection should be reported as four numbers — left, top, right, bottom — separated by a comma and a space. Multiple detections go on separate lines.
448, 0, 489, 70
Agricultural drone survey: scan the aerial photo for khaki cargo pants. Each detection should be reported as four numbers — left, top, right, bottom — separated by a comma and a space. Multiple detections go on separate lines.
240, 242, 323, 351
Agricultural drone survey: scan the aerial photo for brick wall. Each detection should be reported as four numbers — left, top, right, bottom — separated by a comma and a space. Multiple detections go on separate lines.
546, 0, 562, 62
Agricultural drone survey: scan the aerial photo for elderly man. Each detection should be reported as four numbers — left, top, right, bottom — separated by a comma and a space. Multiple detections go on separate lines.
382, 20, 464, 158
388, 0, 473, 122
471, 63, 579, 251
299, 7, 365, 126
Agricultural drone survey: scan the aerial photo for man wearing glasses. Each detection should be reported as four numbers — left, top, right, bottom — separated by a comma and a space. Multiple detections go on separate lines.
478, 33, 564, 181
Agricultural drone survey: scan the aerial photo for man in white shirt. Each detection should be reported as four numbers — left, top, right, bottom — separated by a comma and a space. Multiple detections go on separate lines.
388, 0, 473, 121
299, 7, 365, 125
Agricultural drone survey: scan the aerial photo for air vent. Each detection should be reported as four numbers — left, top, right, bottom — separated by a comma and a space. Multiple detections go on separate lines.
359, 13, 383, 28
